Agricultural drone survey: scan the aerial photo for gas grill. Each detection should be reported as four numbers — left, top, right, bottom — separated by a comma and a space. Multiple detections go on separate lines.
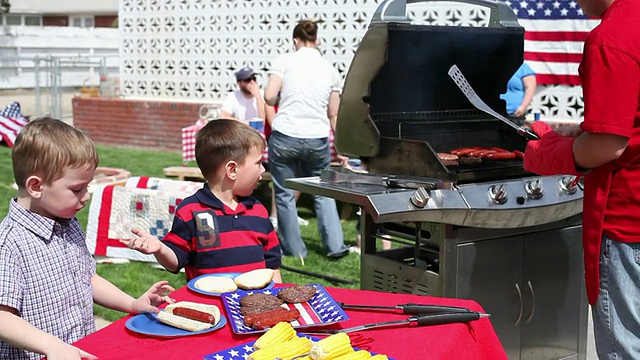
286, 0, 588, 358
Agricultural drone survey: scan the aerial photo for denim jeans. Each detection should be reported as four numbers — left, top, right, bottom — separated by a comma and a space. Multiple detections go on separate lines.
268, 131, 348, 258
592, 235, 640, 359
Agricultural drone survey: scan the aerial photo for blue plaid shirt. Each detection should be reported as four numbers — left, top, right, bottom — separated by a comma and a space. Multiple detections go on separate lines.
0, 199, 96, 360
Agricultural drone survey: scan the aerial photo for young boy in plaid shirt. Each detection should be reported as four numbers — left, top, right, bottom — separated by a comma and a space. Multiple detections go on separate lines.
0, 118, 175, 360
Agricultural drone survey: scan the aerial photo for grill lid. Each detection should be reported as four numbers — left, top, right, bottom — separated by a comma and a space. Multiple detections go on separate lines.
335, 0, 527, 183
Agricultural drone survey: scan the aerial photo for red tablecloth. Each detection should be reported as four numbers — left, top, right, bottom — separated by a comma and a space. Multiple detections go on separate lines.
182, 120, 338, 163
73, 285, 506, 360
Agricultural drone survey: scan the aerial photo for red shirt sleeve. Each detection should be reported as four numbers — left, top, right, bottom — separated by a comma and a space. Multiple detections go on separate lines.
579, 45, 640, 138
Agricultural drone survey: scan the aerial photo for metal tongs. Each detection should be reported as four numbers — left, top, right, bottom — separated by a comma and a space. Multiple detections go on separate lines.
448, 64, 540, 141
301, 312, 490, 335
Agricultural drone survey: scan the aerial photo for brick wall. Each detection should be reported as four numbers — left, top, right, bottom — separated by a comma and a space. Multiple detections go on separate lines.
72, 97, 205, 152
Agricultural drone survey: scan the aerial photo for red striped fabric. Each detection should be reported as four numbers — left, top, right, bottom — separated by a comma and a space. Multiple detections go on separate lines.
507, 0, 601, 85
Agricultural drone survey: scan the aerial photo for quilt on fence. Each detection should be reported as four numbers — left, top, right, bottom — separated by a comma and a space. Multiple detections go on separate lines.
86, 176, 203, 262
0, 102, 28, 147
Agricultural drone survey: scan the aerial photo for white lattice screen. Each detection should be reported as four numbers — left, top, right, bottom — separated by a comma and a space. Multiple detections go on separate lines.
119, 0, 583, 119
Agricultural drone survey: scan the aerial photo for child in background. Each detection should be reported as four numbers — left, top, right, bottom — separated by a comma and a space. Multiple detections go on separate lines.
0, 118, 174, 360
123, 119, 283, 283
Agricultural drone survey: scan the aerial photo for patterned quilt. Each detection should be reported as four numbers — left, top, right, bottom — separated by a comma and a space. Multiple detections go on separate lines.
86, 176, 203, 262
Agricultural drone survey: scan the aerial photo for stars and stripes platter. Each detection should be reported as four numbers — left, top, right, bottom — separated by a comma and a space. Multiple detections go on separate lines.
202, 336, 394, 360
220, 284, 350, 335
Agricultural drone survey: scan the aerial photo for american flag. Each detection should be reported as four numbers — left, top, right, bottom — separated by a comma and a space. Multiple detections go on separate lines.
0, 102, 29, 148
505, 0, 601, 85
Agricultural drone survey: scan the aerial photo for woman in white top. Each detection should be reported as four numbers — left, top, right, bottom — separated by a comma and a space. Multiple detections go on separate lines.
264, 19, 349, 259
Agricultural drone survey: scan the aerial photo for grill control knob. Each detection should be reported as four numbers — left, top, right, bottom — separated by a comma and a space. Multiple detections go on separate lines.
525, 179, 543, 199
410, 187, 431, 208
488, 184, 508, 204
559, 175, 578, 195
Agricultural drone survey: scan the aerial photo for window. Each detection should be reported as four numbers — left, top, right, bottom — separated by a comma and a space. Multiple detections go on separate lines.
2, 14, 42, 26
24, 16, 41, 26
69, 16, 95, 28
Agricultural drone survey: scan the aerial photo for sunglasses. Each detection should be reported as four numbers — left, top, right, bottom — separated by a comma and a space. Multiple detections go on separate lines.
241, 77, 256, 83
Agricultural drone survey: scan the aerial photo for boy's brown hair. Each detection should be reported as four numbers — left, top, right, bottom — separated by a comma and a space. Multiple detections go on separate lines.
195, 119, 265, 180
12, 117, 99, 188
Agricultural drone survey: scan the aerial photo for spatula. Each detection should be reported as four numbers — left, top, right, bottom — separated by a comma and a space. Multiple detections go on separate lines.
448, 64, 539, 141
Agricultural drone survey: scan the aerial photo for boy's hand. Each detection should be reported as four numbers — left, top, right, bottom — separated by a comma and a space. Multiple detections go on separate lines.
131, 280, 176, 314
120, 228, 163, 254
46, 343, 97, 360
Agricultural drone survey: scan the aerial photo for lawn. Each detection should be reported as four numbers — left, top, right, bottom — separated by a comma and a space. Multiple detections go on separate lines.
0, 145, 361, 322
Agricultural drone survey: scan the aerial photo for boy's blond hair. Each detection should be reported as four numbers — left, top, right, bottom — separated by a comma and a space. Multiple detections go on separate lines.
195, 119, 265, 180
12, 117, 99, 188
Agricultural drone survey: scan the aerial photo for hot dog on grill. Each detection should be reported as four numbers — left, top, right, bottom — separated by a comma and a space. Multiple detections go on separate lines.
156, 301, 221, 332
252, 308, 301, 330
485, 152, 517, 160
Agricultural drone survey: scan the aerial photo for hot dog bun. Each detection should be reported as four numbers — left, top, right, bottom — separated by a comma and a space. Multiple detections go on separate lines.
194, 276, 238, 293
156, 301, 221, 332
234, 269, 275, 290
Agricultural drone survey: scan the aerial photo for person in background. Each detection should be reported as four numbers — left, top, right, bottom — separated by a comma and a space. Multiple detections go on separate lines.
523, 0, 640, 357
219, 66, 275, 126
264, 19, 350, 259
0, 118, 174, 360
500, 63, 537, 120
219, 67, 307, 229
123, 119, 283, 283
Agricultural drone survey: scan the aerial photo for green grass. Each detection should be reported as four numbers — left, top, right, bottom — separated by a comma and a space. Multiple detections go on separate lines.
0, 145, 360, 322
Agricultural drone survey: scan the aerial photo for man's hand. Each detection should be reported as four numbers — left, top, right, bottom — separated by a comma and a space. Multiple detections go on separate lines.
512, 105, 527, 117
246, 81, 262, 99
131, 281, 176, 314
45, 343, 97, 360
119, 228, 163, 255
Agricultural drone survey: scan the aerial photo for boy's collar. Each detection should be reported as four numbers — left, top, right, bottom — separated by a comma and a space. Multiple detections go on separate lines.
195, 183, 258, 211
8, 198, 70, 242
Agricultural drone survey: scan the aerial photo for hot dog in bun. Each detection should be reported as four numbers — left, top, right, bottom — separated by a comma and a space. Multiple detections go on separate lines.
156, 301, 221, 332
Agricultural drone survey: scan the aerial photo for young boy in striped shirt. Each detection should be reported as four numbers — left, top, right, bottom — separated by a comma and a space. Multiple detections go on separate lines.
122, 119, 282, 282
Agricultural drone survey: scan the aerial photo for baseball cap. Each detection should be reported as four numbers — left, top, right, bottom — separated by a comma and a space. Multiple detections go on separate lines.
235, 67, 258, 81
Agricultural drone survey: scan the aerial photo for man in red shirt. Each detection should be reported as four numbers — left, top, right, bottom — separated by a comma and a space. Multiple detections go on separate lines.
524, 0, 640, 356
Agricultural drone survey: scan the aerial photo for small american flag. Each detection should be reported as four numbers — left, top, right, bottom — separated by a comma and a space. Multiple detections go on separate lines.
505, 0, 601, 85
0, 102, 29, 148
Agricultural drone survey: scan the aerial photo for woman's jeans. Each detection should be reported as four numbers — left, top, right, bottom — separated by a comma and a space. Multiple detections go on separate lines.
267, 131, 348, 258
592, 235, 640, 359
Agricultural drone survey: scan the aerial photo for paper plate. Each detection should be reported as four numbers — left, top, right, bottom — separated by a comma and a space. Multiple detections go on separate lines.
125, 312, 227, 337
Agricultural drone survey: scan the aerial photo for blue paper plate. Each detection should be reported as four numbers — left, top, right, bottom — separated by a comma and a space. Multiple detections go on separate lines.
187, 272, 275, 297
202, 336, 394, 360
125, 312, 227, 338
221, 284, 350, 335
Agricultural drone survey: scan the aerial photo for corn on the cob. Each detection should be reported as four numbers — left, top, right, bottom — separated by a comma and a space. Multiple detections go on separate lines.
253, 322, 297, 350
333, 350, 372, 360
248, 336, 313, 360
368, 355, 388, 359
309, 333, 354, 360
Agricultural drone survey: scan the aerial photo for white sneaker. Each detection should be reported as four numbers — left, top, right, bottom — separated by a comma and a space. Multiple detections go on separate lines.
269, 216, 278, 230
298, 216, 310, 226
348, 246, 361, 255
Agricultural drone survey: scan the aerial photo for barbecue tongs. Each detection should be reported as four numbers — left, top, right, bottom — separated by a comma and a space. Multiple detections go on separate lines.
448, 64, 540, 141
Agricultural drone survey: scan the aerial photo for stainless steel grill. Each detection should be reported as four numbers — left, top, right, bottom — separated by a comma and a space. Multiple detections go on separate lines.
286, 0, 587, 358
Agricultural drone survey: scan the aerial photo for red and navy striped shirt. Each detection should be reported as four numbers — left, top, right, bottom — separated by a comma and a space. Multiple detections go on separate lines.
161, 184, 281, 280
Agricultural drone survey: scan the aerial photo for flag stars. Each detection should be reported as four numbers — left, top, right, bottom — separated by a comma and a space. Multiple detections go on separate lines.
528, 8, 536, 15
560, 8, 569, 15
520, 0, 529, 8
569, 1, 577, 8
537, 2, 544, 9
545, 8, 552, 16
553, 1, 561, 8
